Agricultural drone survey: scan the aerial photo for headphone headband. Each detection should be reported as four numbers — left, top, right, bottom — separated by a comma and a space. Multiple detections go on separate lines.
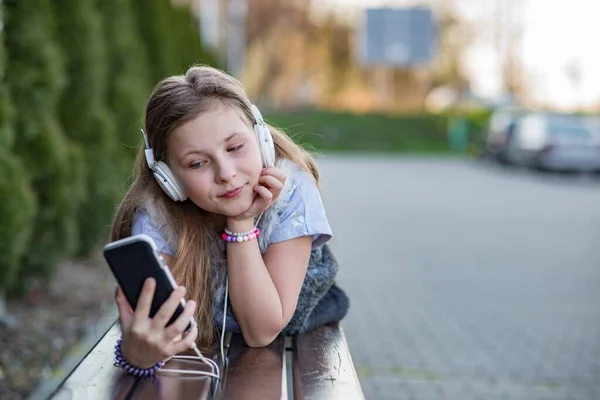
250, 104, 265, 127
141, 129, 156, 169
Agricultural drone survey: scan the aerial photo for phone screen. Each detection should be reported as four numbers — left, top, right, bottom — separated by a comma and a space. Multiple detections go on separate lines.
103, 235, 186, 328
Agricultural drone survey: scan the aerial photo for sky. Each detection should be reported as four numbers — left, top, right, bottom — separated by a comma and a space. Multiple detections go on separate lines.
316, 0, 600, 110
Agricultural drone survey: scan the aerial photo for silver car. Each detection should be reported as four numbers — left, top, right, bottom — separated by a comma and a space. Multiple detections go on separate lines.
506, 113, 600, 172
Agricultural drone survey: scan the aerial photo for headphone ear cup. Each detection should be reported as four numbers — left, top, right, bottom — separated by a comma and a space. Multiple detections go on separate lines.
153, 161, 188, 202
250, 104, 275, 167
256, 124, 275, 167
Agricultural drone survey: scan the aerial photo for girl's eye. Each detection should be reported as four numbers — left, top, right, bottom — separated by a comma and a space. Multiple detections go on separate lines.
228, 143, 244, 152
190, 161, 204, 169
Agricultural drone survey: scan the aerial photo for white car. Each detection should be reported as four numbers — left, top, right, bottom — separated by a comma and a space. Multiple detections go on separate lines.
484, 107, 528, 163
506, 113, 600, 172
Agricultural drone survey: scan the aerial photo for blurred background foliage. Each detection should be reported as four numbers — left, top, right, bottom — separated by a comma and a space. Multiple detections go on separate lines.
0, 0, 499, 298
0, 0, 217, 296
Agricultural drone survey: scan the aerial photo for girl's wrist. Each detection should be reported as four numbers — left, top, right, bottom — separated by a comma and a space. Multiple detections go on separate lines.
226, 218, 256, 233
121, 339, 160, 369
116, 338, 166, 376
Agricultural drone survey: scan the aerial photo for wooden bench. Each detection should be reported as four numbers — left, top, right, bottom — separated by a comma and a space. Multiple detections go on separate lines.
48, 321, 364, 399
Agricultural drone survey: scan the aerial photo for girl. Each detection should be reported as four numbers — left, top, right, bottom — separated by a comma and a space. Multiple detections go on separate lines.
110, 65, 349, 371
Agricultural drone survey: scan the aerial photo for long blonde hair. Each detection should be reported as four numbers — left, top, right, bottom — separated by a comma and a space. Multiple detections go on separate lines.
110, 65, 319, 351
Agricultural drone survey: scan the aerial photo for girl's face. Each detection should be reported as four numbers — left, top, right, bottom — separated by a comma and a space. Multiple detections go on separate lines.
166, 103, 263, 217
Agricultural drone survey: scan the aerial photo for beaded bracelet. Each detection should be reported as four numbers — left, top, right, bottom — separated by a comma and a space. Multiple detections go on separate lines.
221, 227, 260, 243
114, 338, 165, 377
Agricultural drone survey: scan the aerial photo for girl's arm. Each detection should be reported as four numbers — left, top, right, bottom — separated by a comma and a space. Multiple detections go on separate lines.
225, 218, 312, 347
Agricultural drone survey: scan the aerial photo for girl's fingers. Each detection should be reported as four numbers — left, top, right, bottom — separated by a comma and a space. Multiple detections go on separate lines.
167, 324, 199, 355
151, 286, 186, 329
261, 167, 287, 184
258, 175, 284, 190
132, 278, 156, 325
254, 185, 273, 205
116, 286, 134, 327
240, 186, 272, 218
116, 286, 132, 310
164, 300, 197, 342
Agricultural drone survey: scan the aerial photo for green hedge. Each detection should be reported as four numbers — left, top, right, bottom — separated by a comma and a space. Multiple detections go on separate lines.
0, 0, 217, 295
4, 0, 82, 283
131, 0, 218, 84
53, 0, 122, 255
266, 109, 492, 154
0, 6, 36, 289
97, 0, 151, 177
0, 155, 36, 291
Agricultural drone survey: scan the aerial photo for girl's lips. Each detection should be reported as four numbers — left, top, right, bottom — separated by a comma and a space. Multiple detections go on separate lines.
219, 185, 244, 199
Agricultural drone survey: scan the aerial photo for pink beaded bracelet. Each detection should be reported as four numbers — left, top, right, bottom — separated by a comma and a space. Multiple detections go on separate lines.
221, 227, 260, 243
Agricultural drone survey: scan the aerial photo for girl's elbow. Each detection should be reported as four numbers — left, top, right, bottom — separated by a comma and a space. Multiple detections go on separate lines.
242, 322, 285, 348
244, 334, 278, 348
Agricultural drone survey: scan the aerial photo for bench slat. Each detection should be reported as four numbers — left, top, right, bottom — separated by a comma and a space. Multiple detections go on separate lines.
292, 324, 364, 400
217, 334, 287, 399
50, 324, 137, 399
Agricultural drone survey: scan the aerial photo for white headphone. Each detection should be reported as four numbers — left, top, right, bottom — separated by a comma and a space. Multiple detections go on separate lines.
142, 104, 276, 202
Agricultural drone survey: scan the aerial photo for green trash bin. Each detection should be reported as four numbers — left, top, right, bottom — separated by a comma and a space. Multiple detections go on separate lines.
448, 116, 468, 152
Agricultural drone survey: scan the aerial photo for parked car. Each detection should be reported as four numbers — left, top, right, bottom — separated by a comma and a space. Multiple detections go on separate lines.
505, 112, 600, 172
483, 107, 528, 164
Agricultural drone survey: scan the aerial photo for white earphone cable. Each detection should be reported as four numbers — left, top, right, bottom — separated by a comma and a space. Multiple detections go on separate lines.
159, 210, 264, 378
220, 278, 228, 365
219, 210, 264, 365
156, 340, 221, 379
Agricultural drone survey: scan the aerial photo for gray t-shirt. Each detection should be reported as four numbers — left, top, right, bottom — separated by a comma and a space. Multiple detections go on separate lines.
132, 162, 332, 253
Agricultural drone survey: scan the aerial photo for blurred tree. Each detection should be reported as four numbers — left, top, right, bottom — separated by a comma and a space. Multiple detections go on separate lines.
244, 2, 430, 111
4, 0, 85, 285
95, 0, 152, 178
494, 0, 528, 104
246, 0, 312, 45
428, 1, 473, 101
0, 2, 13, 152
131, 0, 217, 85
53, 0, 121, 255
244, 0, 315, 106
0, 2, 36, 306
319, 12, 352, 100
565, 59, 583, 111
132, 0, 179, 83
0, 0, 218, 300
169, 3, 218, 71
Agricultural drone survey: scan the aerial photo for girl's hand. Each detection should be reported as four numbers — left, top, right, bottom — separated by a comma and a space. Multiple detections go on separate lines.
115, 278, 198, 368
230, 167, 287, 223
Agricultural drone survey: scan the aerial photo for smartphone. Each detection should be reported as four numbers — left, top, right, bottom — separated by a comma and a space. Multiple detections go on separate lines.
103, 234, 194, 331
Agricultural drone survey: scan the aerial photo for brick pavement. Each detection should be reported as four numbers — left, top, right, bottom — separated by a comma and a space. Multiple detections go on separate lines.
318, 156, 600, 400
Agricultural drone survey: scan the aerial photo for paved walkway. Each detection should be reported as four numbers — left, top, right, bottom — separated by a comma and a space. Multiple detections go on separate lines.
318, 156, 600, 400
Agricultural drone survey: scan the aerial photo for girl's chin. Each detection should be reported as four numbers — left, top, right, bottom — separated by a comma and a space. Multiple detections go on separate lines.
222, 199, 254, 218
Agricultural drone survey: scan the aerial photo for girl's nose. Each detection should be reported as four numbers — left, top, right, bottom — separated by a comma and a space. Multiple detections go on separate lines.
215, 161, 236, 183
